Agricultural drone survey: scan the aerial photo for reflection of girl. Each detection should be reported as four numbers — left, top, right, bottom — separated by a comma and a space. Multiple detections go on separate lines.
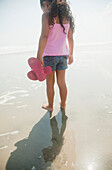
37, 0, 75, 111
42, 110, 68, 162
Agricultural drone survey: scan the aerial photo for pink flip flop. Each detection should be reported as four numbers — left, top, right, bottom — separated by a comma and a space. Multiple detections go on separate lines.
27, 57, 52, 81
43, 66, 52, 75
27, 71, 38, 81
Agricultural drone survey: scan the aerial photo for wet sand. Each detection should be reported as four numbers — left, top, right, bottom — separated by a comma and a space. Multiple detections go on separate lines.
0, 43, 112, 169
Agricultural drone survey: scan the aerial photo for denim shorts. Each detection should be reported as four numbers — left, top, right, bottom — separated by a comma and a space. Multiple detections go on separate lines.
43, 55, 69, 71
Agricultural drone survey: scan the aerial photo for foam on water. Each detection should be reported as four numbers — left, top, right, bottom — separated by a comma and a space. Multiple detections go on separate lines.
16, 104, 28, 108
0, 146, 8, 150
0, 90, 28, 105
0, 130, 19, 137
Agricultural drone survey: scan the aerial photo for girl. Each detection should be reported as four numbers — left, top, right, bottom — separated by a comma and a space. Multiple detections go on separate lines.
37, 0, 75, 111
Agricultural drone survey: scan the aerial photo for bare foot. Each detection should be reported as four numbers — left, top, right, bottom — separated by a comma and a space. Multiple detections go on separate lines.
60, 102, 66, 110
42, 104, 53, 111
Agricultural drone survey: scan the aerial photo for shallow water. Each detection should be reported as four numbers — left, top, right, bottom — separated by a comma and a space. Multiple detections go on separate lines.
0, 44, 112, 170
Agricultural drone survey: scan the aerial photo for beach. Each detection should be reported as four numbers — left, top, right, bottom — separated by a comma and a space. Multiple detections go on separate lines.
0, 43, 112, 170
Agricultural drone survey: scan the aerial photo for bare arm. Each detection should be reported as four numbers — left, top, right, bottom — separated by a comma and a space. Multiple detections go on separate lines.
36, 12, 49, 66
67, 27, 74, 64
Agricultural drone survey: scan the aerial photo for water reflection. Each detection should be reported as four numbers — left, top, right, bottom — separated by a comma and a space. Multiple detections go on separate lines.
6, 109, 68, 170
42, 109, 68, 162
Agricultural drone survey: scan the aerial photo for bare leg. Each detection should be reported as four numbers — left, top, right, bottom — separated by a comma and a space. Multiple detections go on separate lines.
56, 70, 67, 109
42, 71, 55, 111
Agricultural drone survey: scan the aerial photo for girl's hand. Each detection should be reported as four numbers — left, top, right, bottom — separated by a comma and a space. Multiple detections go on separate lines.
68, 55, 73, 65
37, 56, 44, 67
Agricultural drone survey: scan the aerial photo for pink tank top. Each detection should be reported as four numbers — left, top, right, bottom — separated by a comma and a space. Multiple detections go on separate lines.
42, 17, 70, 58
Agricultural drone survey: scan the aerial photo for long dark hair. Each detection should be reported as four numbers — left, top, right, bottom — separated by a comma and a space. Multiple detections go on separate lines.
40, 0, 75, 34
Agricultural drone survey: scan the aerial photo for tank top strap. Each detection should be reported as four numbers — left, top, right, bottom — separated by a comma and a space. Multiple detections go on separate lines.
54, 17, 56, 24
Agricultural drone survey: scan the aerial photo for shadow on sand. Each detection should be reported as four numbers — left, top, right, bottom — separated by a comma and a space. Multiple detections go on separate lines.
6, 109, 68, 170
